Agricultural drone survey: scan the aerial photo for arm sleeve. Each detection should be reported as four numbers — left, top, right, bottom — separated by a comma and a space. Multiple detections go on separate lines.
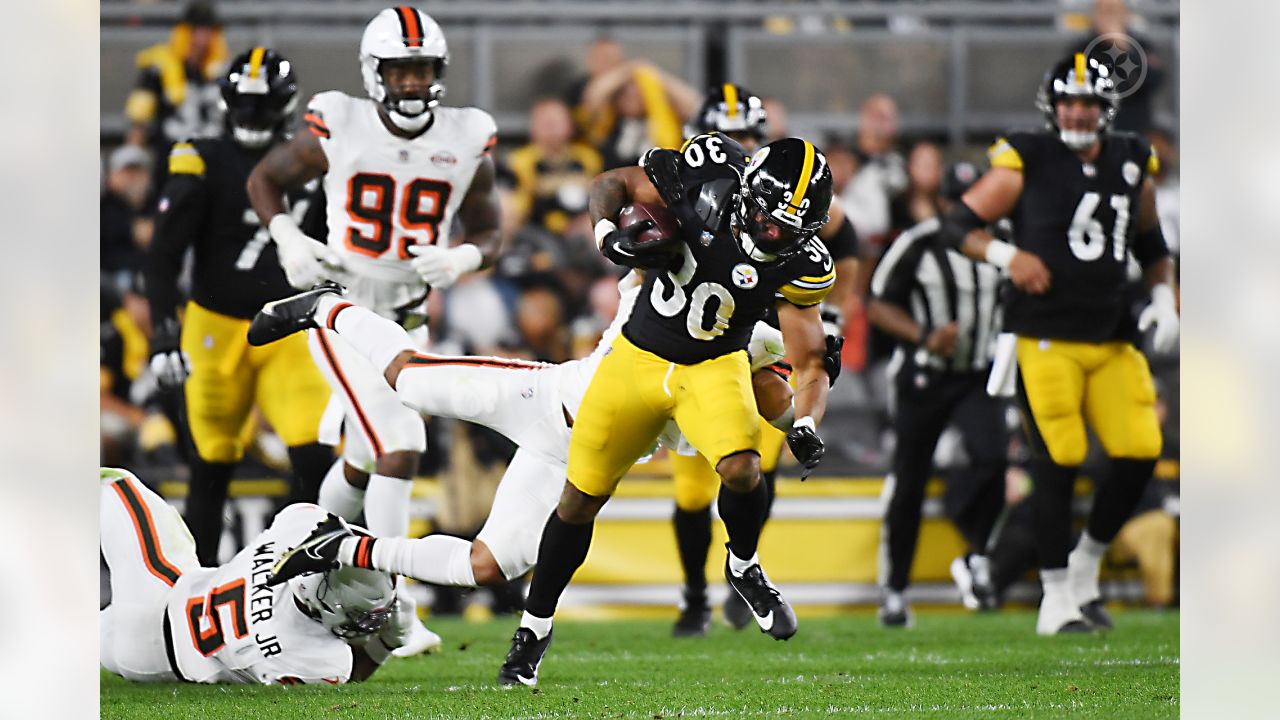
145, 143, 208, 323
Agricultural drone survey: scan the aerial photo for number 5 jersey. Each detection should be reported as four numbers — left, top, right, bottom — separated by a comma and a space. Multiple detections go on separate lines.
305, 91, 497, 317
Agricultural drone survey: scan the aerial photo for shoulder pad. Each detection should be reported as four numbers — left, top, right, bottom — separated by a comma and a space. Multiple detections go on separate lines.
679, 132, 750, 171
168, 140, 205, 176
776, 239, 836, 307
987, 134, 1026, 172
1114, 131, 1160, 176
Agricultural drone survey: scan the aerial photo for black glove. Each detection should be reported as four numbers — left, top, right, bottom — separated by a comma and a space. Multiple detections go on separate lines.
787, 419, 825, 480
601, 219, 678, 270
642, 148, 686, 208
148, 317, 190, 391
823, 334, 845, 388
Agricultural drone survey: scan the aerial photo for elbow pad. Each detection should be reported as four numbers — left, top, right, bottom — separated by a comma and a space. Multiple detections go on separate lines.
940, 201, 986, 250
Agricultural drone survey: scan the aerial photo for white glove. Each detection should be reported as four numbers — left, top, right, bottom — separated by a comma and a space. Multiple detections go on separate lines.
1137, 283, 1179, 354
269, 214, 346, 290
149, 349, 191, 390
746, 320, 786, 372
406, 243, 483, 289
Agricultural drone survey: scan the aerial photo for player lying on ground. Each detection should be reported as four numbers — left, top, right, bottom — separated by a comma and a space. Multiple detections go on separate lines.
100, 468, 410, 685
250, 272, 823, 594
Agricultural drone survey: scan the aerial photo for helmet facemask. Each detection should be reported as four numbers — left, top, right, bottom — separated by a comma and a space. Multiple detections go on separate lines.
734, 139, 832, 263
293, 566, 395, 639
733, 194, 813, 263
374, 56, 447, 132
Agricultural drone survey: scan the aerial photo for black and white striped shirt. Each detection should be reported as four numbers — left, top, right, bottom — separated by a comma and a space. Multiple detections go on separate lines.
870, 216, 1004, 374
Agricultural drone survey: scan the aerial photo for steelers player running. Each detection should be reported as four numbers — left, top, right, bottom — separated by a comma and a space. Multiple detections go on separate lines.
942, 54, 1178, 635
246, 7, 502, 654
145, 48, 333, 566
100, 468, 410, 685
492, 133, 835, 686
670, 85, 860, 635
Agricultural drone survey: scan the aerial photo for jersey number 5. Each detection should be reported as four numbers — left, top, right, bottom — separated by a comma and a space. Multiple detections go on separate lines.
185, 579, 249, 656
650, 243, 737, 340
346, 173, 453, 260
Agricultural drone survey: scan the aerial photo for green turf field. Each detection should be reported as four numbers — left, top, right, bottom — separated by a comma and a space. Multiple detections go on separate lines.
101, 609, 1178, 719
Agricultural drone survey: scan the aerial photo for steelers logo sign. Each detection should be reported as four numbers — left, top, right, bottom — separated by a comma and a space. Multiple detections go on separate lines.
732, 263, 759, 289
1084, 32, 1149, 101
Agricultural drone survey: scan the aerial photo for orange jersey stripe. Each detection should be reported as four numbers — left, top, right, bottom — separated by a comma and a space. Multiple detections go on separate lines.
111, 479, 182, 586
315, 331, 385, 457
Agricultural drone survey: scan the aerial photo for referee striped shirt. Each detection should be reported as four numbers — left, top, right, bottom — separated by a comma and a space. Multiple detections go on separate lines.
870, 216, 1004, 374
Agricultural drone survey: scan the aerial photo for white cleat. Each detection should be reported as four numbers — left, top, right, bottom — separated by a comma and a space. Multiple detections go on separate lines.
1036, 589, 1093, 636
393, 620, 443, 657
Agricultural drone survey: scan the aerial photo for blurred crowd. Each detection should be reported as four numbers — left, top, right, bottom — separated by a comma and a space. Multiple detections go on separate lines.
101, 0, 1181, 607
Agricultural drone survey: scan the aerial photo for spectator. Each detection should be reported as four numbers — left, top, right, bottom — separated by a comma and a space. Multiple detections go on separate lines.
515, 279, 572, 364
124, 1, 227, 188
101, 145, 154, 294
823, 140, 859, 198
1070, 0, 1165, 137
762, 97, 790, 143
505, 98, 603, 236
571, 275, 624, 359
889, 140, 945, 234
578, 59, 700, 169
565, 37, 627, 138
838, 93, 908, 249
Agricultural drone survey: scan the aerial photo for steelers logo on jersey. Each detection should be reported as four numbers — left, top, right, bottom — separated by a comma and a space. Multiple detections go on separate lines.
1122, 160, 1141, 187
732, 263, 759, 289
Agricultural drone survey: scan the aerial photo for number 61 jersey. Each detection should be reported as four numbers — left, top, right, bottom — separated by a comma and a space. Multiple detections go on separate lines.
306, 91, 497, 315
623, 133, 835, 364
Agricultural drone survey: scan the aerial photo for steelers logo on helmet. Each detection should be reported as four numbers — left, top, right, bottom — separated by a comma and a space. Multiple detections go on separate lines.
734, 138, 833, 262
1035, 52, 1120, 151
218, 47, 299, 148
359, 6, 449, 133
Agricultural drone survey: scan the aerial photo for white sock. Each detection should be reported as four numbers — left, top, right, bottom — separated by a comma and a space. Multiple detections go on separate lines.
339, 535, 477, 586
319, 298, 416, 375
364, 474, 412, 538
1068, 531, 1107, 603
727, 550, 759, 577
1040, 568, 1072, 606
520, 611, 554, 640
317, 460, 365, 519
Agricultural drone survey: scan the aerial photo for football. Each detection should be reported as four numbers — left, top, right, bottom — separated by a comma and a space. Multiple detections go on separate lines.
617, 201, 682, 248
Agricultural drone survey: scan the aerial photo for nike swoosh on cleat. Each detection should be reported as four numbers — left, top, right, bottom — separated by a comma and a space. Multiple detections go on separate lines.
517, 674, 537, 686
756, 610, 774, 631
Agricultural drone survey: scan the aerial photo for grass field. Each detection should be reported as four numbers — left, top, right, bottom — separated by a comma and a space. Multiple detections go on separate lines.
101, 609, 1178, 719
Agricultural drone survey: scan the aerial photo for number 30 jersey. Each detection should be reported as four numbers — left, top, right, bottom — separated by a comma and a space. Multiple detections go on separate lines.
990, 130, 1169, 342
164, 505, 355, 685
623, 133, 835, 365
306, 91, 497, 315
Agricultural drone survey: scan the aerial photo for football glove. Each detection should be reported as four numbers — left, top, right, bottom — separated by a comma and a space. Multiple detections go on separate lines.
1137, 283, 1179, 354
823, 334, 845, 388
406, 243, 484, 289
786, 416, 825, 480
148, 317, 190, 391
599, 219, 679, 270
269, 214, 346, 290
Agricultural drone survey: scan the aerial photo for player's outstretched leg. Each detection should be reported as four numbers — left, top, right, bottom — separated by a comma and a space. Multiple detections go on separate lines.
248, 281, 345, 346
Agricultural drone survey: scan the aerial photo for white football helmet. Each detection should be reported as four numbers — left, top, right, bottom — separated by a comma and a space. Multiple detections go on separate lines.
359, 6, 448, 132
292, 565, 396, 639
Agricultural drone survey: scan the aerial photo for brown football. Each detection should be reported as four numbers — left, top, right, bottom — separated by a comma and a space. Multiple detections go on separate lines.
617, 202, 681, 248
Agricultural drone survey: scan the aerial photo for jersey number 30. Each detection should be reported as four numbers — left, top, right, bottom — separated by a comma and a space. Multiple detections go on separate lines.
346, 173, 453, 259
651, 243, 737, 341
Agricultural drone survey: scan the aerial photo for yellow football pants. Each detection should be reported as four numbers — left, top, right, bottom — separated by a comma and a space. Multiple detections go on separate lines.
672, 418, 786, 511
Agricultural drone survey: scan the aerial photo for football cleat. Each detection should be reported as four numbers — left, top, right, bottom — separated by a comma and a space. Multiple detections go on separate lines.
393, 620, 444, 657
266, 514, 352, 586
672, 588, 712, 638
497, 628, 553, 687
723, 554, 797, 640
1036, 588, 1094, 636
248, 281, 344, 347
1080, 599, 1114, 631
951, 554, 998, 611
878, 590, 913, 628
722, 590, 753, 630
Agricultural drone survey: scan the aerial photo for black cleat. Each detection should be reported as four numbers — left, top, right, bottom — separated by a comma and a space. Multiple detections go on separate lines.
723, 588, 753, 630
1056, 619, 1097, 634
878, 590, 913, 628
248, 281, 344, 346
724, 553, 797, 640
266, 514, 352, 586
1080, 599, 1114, 631
672, 589, 711, 637
498, 627, 553, 687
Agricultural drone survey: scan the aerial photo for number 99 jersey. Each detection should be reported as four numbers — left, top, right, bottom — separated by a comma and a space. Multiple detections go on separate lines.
624, 133, 836, 364
306, 91, 497, 315
990, 129, 1168, 342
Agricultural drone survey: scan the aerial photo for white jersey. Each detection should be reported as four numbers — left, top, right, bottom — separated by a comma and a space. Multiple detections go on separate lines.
164, 505, 354, 685
306, 91, 497, 316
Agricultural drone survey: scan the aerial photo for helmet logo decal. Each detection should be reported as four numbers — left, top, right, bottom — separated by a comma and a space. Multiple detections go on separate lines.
396, 6, 424, 48
786, 141, 816, 214
732, 263, 759, 290
724, 83, 739, 118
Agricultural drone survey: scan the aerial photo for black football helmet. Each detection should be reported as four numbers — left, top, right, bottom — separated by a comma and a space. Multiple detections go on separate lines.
1035, 52, 1119, 151
218, 47, 299, 148
734, 138, 832, 262
686, 83, 769, 146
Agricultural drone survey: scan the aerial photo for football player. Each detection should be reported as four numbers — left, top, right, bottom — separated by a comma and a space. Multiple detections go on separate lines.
245, 7, 502, 652
249, 271, 805, 607
100, 468, 410, 684
941, 54, 1179, 635
670, 86, 859, 635
145, 47, 333, 566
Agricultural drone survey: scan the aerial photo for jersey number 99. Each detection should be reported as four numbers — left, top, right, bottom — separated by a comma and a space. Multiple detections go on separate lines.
346, 173, 453, 260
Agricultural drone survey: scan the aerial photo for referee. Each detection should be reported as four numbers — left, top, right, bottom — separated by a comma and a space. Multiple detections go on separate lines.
867, 162, 1006, 626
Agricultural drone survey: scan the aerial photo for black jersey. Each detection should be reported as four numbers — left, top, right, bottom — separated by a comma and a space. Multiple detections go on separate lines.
146, 136, 317, 322
623, 133, 835, 364
991, 130, 1167, 342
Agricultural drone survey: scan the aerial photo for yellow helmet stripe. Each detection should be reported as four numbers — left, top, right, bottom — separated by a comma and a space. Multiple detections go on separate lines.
787, 140, 816, 213
1074, 52, 1087, 83
248, 46, 267, 79
723, 83, 739, 118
